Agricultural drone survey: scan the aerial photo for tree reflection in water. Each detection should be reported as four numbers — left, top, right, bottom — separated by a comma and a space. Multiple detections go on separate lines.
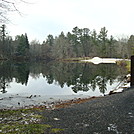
0, 78, 8, 93
0, 61, 127, 94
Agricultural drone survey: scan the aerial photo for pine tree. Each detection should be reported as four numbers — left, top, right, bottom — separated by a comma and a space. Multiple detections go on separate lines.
16, 33, 29, 58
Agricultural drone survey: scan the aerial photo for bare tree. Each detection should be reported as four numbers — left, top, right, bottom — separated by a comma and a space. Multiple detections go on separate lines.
0, 0, 26, 22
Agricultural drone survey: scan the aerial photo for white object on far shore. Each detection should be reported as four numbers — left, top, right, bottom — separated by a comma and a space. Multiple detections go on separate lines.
82, 57, 129, 64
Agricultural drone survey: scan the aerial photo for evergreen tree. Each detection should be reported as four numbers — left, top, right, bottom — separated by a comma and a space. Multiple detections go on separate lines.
127, 35, 134, 57
90, 30, 99, 56
71, 27, 81, 57
108, 35, 116, 58
98, 27, 108, 57
16, 33, 30, 58
0, 24, 12, 59
46, 34, 54, 46
79, 28, 91, 57
0, 25, 6, 57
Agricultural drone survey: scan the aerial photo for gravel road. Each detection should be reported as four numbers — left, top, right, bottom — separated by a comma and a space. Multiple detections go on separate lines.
42, 88, 134, 134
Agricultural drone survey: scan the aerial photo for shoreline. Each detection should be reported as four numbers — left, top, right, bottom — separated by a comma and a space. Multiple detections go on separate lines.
0, 77, 129, 110
0, 93, 100, 110
0, 89, 126, 110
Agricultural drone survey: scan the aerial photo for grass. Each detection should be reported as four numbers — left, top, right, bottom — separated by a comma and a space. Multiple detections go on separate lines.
0, 124, 51, 134
116, 60, 131, 73
51, 128, 64, 133
0, 108, 63, 134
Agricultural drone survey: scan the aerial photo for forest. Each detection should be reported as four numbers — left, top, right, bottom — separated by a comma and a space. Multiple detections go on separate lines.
0, 24, 134, 61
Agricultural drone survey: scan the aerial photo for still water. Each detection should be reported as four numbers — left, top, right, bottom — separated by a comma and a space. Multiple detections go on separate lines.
0, 61, 126, 97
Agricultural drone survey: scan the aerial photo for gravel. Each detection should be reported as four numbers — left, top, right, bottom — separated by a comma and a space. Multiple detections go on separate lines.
42, 88, 134, 134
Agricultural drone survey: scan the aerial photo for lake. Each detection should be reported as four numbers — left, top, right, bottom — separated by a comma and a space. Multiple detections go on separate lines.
0, 61, 127, 97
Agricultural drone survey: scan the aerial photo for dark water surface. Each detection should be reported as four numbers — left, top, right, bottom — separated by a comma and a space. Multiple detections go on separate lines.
0, 61, 126, 97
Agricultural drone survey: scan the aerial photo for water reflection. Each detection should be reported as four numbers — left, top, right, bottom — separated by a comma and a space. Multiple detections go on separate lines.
0, 61, 127, 95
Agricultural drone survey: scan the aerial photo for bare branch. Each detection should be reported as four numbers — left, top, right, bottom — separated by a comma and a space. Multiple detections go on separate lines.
0, 0, 27, 23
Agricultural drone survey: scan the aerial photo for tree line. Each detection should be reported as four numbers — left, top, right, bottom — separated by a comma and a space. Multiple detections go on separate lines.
0, 25, 134, 61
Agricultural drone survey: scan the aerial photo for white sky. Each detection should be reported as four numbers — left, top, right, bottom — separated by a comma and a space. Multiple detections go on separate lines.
7, 0, 134, 42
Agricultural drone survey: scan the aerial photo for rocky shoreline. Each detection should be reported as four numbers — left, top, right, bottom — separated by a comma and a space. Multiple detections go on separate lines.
0, 93, 95, 110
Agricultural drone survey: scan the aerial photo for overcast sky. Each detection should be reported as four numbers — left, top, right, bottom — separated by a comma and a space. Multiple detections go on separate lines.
7, 0, 134, 42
